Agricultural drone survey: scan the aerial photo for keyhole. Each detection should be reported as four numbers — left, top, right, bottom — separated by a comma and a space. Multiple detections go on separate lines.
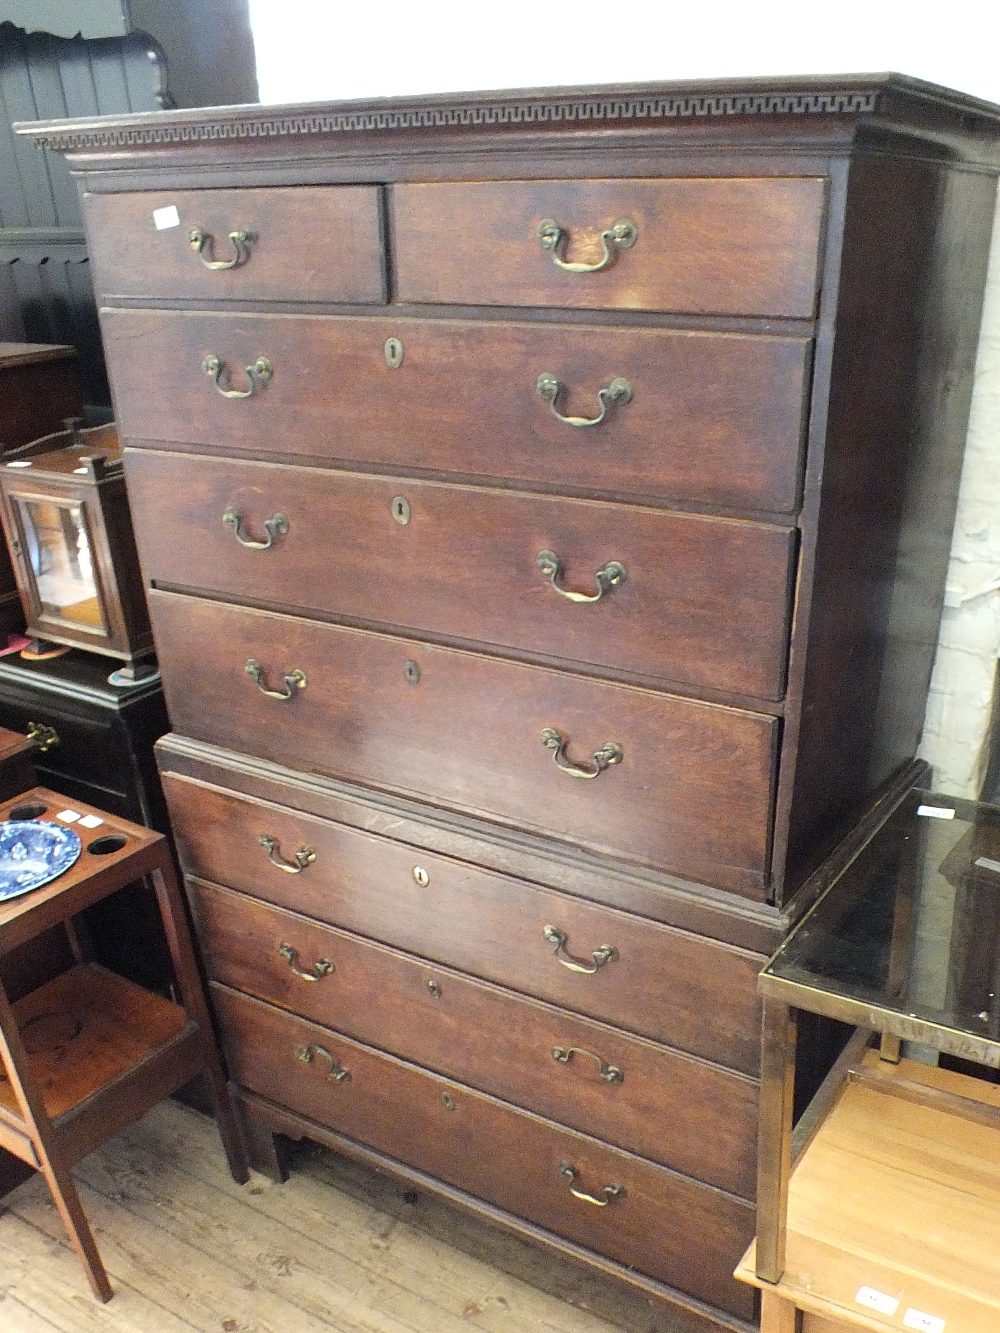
391, 496, 411, 525
384, 337, 404, 368
404, 660, 420, 685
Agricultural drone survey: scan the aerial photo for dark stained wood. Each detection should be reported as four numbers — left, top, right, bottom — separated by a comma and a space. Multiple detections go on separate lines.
392, 178, 825, 317
85, 186, 387, 304
151, 590, 778, 897
212, 984, 755, 1319
157, 741, 786, 953
163, 778, 765, 1075
26, 75, 1000, 1328
105, 310, 811, 514
128, 448, 795, 699
191, 878, 759, 1196
775, 157, 1000, 898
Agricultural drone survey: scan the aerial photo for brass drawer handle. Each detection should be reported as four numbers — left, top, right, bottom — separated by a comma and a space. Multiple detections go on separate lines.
537, 217, 637, 273
189, 225, 254, 270
223, 506, 288, 551
26, 721, 60, 754
244, 659, 306, 700
536, 550, 626, 604
259, 834, 316, 873
552, 1046, 623, 1084
278, 942, 333, 981
202, 354, 272, 399
296, 1043, 350, 1082
536, 373, 633, 428
543, 925, 619, 975
540, 728, 622, 779
558, 1163, 623, 1207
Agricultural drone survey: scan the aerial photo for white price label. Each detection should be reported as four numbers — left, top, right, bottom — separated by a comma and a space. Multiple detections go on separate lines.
903, 1310, 945, 1333
56, 809, 81, 823
855, 1286, 900, 1316
916, 804, 956, 819
78, 814, 104, 828
153, 204, 180, 230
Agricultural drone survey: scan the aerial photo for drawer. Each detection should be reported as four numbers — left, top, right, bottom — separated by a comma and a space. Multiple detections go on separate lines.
0, 705, 120, 797
128, 449, 795, 700
163, 775, 765, 1074
212, 984, 755, 1318
84, 187, 385, 304
103, 309, 810, 514
151, 592, 778, 898
392, 177, 825, 317
192, 880, 758, 1196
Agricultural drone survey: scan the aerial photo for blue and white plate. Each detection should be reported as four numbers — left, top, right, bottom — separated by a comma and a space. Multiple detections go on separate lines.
0, 821, 82, 901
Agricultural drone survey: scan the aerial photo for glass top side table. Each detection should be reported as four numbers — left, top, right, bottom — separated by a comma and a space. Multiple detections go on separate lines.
755, 782, 1000, 1288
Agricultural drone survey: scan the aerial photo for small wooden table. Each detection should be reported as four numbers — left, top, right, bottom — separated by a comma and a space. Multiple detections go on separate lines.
740, 783, 1000, 1331
0, 787, 247, 1301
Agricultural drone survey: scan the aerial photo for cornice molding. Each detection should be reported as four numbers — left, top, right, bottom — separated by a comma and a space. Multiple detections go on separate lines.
20, 88, 884, 151
15, 75, 1000, 157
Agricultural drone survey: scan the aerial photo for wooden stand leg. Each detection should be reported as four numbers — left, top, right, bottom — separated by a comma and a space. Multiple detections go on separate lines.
39, 1156, 113, 1302
240, 1103, 289, 1184
760, 1288, 800, 1332
149, 864, 249, 1185
756, 998, 798, 1283
0, 979, 112, 1300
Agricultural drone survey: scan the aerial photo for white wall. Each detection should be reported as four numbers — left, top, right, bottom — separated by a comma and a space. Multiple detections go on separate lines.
248, 0, 1000, 797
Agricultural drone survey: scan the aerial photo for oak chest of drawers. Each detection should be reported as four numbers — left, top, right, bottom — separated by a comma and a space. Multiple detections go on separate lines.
22, 76, 1000, 1331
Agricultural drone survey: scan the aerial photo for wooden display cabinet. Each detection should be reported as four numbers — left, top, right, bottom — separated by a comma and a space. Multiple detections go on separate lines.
0, 422, 154, 669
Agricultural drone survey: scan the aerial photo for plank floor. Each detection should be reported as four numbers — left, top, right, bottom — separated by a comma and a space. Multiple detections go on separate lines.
0, 1101, 676, 1332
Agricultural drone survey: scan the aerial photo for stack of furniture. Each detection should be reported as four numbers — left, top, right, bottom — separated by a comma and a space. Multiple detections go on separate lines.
20, 76, 1000, 1330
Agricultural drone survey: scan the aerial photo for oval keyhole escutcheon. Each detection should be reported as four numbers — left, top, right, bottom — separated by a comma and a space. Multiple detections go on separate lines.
392, 496, 411, 525
384, 337, 404, 368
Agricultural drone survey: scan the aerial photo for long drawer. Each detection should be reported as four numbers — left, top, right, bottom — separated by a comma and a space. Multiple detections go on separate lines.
103, 309, 810, 513
392, 177, 824, 318
128, 449, 795, 699
163, 774, 765, 1074
84, 186, 386, 303
192, 879, 758, 1197
151, 591, 778, 897
212, 984, 755, 1318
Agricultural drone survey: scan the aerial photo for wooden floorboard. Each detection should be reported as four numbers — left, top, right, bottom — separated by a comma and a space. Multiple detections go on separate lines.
0, 1100, 673, 1332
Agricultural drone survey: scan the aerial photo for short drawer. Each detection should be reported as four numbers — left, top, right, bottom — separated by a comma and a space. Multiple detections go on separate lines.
393, 177, 824, 317
103, 309, 810, 514
84, 187, 386, 303
212, 984, 755, 1318
163, 774, 765, 1074
151, 591, 778, 898
128, 449, 795, 700
192, 880, 758, 1196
